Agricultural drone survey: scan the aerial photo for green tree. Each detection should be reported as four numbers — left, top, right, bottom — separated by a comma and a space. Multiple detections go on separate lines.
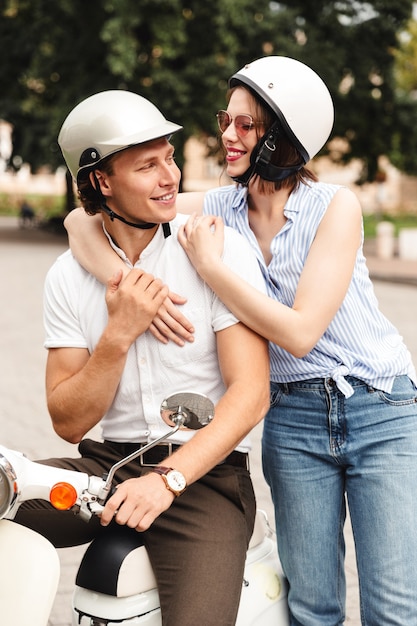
265, 0, 414, 182
0, 0, 286, 205
389, 16, 417, 176
0, 0, 117, 209
0, 0, 414, 212
394, 16, 417, 94
96, 0, 291, 166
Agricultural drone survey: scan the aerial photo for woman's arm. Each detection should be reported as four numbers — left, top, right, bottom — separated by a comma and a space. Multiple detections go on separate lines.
64, 208, 195, 345
178, 187, 362, 357
64, 208, 126, 282
176, 190, 205, 215
64, 189, 206, 281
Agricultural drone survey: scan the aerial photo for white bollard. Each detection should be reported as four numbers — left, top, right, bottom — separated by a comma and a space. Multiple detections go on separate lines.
398, 228, 417, 261
375, 221, 395, 259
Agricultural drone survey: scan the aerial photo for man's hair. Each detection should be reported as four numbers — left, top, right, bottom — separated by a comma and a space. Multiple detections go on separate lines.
77, 154, 116, 216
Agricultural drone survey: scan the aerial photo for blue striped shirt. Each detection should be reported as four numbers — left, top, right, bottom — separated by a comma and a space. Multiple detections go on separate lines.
203, 182, 416, 397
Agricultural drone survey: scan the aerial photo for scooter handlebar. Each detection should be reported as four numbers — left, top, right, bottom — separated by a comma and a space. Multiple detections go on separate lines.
0, 445, 91, 520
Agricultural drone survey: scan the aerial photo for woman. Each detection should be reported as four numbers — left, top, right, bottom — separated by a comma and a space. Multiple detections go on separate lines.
65, 56, 417, 625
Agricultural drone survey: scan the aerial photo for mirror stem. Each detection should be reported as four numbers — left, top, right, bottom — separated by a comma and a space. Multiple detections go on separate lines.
101, 424, 181, 497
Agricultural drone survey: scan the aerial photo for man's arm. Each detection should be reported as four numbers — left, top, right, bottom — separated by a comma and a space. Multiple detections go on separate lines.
100, 320, 270, 531
167, 321, 270, 478
46, 269, 168, 443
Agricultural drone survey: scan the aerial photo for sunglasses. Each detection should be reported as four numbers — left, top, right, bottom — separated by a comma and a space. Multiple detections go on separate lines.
216, 110, 259, 137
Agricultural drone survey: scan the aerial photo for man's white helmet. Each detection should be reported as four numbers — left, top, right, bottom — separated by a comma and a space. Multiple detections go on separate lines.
230, 56, 334, 164
58, 90, 182, 182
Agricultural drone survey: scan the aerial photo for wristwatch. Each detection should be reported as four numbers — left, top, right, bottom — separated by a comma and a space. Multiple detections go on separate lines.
152, 466, 187, 497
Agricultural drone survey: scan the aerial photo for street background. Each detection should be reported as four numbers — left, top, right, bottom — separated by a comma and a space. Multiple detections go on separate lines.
2, 216, 417, 625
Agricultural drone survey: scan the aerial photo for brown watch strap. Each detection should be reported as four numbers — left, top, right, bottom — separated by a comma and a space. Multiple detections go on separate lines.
151, 466, 173, 476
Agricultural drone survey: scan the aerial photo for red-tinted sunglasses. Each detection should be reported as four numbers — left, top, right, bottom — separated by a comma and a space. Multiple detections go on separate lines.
216, 110, 259, 137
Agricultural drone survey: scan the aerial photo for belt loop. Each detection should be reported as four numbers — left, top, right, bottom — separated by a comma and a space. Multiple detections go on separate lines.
140, 442, 173, 467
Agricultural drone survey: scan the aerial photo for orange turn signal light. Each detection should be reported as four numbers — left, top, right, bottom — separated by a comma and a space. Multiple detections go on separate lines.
50, 482, 78, 510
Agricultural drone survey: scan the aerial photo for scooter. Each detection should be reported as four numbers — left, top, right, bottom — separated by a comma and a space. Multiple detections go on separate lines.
0, 392, 290, 626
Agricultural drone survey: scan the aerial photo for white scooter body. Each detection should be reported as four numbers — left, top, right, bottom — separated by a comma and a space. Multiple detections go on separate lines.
0, 444, 88, 626
72, 509, 289, 626
0, 392, 290, 626
0, 519, 60, 626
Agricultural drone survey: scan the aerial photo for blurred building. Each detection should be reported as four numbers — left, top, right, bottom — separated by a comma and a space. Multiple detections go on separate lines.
1, 131, 417, 216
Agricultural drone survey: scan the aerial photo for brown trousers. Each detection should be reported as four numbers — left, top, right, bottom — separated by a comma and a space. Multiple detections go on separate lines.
14, 439, 256, 626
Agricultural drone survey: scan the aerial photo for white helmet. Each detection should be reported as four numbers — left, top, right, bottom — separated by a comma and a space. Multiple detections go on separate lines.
58, 90, 182, 182
229, 56, 334, 183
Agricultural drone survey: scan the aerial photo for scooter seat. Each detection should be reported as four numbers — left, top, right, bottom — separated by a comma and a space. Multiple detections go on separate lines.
76, 523, 157, 597
76, 511, 272, 597
248, 509, 270, 550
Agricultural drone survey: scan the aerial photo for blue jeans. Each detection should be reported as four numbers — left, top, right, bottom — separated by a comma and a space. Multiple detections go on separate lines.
262, 375, 417, 626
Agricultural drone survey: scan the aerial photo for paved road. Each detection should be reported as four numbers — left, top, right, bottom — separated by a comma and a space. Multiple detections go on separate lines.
2, 216, 417, 625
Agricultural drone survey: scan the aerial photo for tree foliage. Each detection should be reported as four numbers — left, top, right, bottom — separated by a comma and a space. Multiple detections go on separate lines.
0, 0, 415, 202
390, 15, 417, 175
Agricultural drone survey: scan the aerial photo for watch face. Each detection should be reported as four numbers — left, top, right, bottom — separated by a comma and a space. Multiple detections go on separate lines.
167, 470, 186, 492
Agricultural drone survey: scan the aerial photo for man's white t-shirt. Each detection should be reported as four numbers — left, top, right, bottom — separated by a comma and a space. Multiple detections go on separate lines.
44, 214, 266, 450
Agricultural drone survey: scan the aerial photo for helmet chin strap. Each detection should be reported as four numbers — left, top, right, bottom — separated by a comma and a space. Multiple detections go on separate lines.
92, 173, 171, 237
100, 202, 172, 238
231, 122, 304, 186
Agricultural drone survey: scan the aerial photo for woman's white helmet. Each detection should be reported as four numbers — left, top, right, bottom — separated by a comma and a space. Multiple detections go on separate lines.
230, 56, 334, 163
58, 90, 182, 183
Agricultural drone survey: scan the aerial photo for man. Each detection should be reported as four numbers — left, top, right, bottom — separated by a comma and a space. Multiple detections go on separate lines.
15, 90, 269, 625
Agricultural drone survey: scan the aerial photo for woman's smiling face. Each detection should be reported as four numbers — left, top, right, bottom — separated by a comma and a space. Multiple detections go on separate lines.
221, 87, 264, 180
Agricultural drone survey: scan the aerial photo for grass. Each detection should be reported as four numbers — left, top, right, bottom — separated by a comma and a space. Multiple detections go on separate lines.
363, 213, 417, 239
0, 192, 66, 219
1, 192, 417, 239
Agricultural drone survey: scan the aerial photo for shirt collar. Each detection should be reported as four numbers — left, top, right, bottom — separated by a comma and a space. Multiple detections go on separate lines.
102, 222, 165, 267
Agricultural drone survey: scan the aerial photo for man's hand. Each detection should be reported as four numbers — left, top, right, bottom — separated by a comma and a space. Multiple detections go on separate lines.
100, 472, 175, 531
105, 269, 169, 347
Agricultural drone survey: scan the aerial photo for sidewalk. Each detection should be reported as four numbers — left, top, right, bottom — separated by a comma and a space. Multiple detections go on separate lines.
1, 216, 417, 625
364, 239, 417, 286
